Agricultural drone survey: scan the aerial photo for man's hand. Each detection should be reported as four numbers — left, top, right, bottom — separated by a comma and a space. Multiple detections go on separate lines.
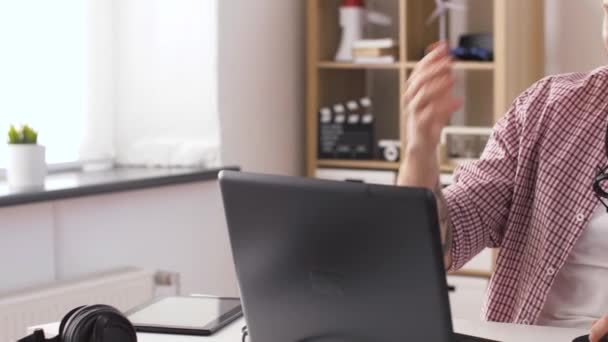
401, 41, 462, 158
590, 316, 608, 342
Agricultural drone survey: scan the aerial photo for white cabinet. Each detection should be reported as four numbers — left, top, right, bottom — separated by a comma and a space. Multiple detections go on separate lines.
315, 168, 397, 185
448, 275, 489, 321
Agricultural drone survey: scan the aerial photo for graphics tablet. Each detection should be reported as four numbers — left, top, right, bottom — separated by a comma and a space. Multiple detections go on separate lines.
125, 296, 242, 336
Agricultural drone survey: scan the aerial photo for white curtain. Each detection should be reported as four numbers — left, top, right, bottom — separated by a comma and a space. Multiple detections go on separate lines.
79, 0, 116, 165
112, 0, 221, 168
84, 0, 222, 168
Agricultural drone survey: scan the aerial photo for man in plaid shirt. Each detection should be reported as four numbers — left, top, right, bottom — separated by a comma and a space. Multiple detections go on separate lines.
399, 2, 608, 341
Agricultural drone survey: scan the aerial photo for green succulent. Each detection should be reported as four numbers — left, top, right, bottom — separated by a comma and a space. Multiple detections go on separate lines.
7, 124, 39, 144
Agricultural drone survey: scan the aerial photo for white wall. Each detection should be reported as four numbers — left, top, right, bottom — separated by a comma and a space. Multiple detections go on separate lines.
0, 204, 56, 291
113, 0, 221, 163
545, 0, 607, 75
218, 0, 305, 176
0, 182, 239, 297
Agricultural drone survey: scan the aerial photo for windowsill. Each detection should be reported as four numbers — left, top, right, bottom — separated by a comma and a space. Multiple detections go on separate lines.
0, 165, 238, 208
0, 161, 93, 180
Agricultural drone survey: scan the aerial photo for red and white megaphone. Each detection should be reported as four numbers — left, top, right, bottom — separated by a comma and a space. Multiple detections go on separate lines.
335, 0, 392, 62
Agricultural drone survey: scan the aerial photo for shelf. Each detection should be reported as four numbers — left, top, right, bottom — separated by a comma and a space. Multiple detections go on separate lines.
316, 160, 460, 174
406, 61, 495, 71
440, 163, 457, 173
317, 61, 494, 71
317, 159, 400, 171
450, 269, 492, 279
318, 61, 403, 70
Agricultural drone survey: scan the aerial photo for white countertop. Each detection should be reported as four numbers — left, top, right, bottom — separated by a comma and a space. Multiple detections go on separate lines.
30, 317, 589, 342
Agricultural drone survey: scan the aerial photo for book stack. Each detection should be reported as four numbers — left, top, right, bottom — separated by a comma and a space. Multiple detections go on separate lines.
352, 39, 398, 64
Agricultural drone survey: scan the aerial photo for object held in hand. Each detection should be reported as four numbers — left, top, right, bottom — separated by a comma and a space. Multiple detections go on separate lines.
451, 33, 494, 61
427, 0, 466, 41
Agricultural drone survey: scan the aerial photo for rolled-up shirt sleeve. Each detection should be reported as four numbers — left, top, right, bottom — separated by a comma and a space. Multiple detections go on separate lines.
444, 85, 537, 272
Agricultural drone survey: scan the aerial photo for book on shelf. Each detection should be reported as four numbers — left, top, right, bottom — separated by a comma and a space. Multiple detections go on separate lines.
353, 55, 396, 64
352, 38, 398, 64
352, 38, 396, 49
353, 47, 399, 58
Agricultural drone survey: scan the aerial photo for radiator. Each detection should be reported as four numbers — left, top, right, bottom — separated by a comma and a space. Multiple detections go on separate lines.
0, 267, 155, 342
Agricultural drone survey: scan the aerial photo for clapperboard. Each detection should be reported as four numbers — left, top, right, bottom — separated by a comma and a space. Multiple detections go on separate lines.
318, 97, 374, 159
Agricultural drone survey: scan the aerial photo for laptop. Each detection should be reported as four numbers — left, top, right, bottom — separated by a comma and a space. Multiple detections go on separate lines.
219, 171, 497, 342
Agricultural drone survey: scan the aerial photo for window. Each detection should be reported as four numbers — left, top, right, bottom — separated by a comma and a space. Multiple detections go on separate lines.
0, 0, 86, 168
0, 0, 221, 171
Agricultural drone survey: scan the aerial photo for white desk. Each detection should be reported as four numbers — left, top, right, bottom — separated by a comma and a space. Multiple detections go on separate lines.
30, 318, 588, 342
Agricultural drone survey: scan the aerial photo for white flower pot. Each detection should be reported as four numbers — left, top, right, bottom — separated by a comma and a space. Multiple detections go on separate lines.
7, 144, 47, 190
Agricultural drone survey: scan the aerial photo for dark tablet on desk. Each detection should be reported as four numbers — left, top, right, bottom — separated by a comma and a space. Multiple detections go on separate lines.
125, 296, 242, 336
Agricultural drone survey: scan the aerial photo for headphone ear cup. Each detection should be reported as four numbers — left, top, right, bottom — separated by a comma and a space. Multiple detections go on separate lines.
62, 305, 101, 342
63, 305, 136, 342
91, 312, 137, 342
58, 306, 86, 339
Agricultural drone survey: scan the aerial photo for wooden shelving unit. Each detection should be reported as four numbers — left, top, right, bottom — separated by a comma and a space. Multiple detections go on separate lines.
307, 0, 545, 278
318, 61, 494, 71
406, 61, 496, 71
318, 61, 403, 70
317, 159, 400, 171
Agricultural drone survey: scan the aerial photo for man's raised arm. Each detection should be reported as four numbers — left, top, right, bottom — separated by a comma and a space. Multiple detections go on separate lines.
397, 42, 462, 269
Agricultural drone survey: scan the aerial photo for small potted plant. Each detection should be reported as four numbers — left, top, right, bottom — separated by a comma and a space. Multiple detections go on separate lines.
7, 125, 46, 189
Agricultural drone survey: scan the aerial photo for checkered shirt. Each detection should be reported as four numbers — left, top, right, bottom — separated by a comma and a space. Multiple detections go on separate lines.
444, 66, 608, 325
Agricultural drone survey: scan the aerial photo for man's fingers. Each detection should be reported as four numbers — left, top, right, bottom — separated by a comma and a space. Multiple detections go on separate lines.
411, 78, 454, 112
399, 41, 457, 151
590, 316, 608, 342
405, 58, 453, 102
415, 41, 450, 72
408, 87, 427, 117
409, 76, 455, 113
426, 41, 444, 55
435, 97, 463, 126
403, 42, 453, 109
416, 96, 461, 127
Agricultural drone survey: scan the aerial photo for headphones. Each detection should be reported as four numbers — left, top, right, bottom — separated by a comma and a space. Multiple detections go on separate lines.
19, 305, 137, 342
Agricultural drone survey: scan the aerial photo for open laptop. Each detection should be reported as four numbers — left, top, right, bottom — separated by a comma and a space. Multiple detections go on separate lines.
219, 171, 497, 342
